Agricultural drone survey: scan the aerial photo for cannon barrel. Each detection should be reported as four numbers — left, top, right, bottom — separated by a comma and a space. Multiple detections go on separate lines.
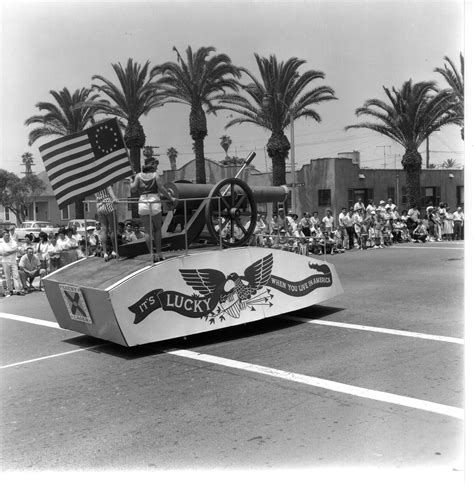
164, 181, 289, 205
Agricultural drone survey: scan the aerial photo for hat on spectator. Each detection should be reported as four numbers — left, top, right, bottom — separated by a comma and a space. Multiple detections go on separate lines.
86, 226, 95, 231
379, 200, 385, 205
371, 210, 376, 214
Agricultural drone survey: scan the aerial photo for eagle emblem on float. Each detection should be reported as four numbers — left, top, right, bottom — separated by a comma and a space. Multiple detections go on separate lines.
179, 253, 274, 322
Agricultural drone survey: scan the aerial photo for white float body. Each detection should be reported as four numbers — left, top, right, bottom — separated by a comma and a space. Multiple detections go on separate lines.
43, 247, 343, 347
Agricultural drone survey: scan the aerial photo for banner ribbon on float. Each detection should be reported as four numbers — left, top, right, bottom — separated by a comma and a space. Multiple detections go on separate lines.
128, 270, 333, 325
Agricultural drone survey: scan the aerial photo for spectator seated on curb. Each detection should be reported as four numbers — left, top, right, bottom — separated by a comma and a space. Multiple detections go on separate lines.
19, 245, 47, 291
412, 220, 428, 243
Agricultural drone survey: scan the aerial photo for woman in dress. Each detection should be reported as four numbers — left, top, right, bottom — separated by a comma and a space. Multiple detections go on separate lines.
130, 159, 176, 262
443, 207, 454, 241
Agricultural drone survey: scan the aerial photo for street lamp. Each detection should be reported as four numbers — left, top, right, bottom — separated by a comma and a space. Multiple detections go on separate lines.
262, 94, 297, 213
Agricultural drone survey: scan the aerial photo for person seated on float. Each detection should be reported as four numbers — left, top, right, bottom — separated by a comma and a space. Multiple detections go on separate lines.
133, 224, 146, 240
123, 221, 137, 243
129, 158, 176, 262
19, 245, 47, 292
85, 226, 100, 256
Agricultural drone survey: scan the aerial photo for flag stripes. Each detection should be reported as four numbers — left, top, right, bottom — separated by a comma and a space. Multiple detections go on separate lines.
38, 119, 133, 208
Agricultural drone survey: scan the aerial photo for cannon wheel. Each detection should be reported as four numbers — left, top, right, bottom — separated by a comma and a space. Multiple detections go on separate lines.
205, 178, 257, 248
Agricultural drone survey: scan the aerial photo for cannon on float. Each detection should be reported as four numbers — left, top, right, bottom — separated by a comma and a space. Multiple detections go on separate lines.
43, 153, 343, 347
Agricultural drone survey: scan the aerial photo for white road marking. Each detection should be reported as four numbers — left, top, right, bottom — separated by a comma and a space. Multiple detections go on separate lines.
0, 312, 63, 330
169, 349, 464, 420
282, 316, 464, 345
0, 344, 106, 369
1, 312, 464, 419
391, 246, 463, 250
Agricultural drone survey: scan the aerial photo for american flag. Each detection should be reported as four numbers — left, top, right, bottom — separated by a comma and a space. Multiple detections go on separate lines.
38, 118, 133, 208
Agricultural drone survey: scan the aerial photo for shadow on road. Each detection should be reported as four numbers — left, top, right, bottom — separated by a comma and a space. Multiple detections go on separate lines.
60, 304, 345, 360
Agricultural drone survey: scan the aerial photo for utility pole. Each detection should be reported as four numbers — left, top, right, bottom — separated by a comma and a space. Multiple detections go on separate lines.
426, 135, 430, 169
376, 145, 391, 169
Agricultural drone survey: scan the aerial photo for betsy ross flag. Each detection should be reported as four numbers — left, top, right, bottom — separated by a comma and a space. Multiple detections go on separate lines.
38, 118, 133, 208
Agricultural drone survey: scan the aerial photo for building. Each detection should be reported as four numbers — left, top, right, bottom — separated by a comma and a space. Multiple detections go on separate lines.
1, 153, 464, 225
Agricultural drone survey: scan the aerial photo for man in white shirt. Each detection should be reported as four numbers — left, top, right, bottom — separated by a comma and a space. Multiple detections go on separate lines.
453, 207, 464, 240
353, 198, 365, 212
0, 230, 24, 296
385, 198, 396, 211
338, 208, 348, 249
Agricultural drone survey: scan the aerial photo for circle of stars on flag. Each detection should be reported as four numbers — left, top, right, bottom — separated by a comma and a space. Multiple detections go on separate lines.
94, 123, 120, 155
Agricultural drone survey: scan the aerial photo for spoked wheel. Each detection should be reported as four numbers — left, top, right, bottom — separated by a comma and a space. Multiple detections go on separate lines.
205, 178, 257, 248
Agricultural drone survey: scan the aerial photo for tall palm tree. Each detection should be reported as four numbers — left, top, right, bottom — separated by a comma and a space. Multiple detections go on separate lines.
25, 87, 100, 145
150, 46, 241, 183
220, 134, 232, 159
166, 147, 178, 170
434, 53, 464, 139
24, 87, 102, 217
346, 80, 456, 207
216, 54, 337, 187
89, 58, 163, 173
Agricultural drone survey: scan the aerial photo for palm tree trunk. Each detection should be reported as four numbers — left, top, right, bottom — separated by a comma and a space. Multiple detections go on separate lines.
75, 198, 85, 219
190, 105, 207, 184
402, 150, 422, 208
194, 137, 206, 183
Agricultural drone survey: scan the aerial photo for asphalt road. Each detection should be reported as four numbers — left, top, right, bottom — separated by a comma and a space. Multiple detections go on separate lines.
0, 241, 465, 479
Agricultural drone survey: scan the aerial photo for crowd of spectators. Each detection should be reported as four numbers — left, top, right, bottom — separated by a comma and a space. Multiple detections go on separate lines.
0, 219, 145, 297
1, 198, 464, 296
249, 198, 464, 256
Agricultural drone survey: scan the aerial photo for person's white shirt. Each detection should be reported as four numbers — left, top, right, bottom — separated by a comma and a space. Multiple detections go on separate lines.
353, 201, 365, 211
0, 237, 18, 263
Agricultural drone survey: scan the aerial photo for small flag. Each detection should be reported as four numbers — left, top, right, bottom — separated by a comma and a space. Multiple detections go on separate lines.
38, 118, 133, 208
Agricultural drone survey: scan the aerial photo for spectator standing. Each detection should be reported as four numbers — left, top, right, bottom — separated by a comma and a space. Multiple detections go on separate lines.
47, 236, 61, 272
338, 208, 348, 249
366, 199, 375, 213
310, 211, 321, 233
453, 207, 464, 240
0, 230, 24, 296
322, 209, 335, 233
36, 232, 51, 273
444, 207, 454, 241
345, 209, 356, 249
407, 204, 420, 234
353, 197, 365, 212
19, 246, 46, 291
300, 212, 311, 237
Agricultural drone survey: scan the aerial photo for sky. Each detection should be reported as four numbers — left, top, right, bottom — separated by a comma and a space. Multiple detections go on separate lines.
0, 0, 466, 177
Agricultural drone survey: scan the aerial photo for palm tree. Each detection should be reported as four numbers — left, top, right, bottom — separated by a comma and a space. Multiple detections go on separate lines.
435, 53, 464, 139
441, 158, 458, 169
89, 58, 163, 173
346, 80, 456, 207
25, 87, 102, 217
21, 152, 35, 175
166, 147, 178, 170
216, 54, 337, 187
150, 46, 241, 183
220, 134, 232, 159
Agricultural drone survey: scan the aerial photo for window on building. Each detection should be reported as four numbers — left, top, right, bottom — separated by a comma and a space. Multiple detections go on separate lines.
456, 186, 464, 207
387, 187, 395, 201
348, 188, 374, 208
84, 202, 90, 213
421, 186, 440, 207
401, 186, 408, 205
5, 206, 10, 221
318, 189, 331, 206
60, 205, 70, 220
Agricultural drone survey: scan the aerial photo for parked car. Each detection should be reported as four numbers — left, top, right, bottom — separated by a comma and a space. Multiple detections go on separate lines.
15, 221, 58, 241
67, 219, 97, 237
